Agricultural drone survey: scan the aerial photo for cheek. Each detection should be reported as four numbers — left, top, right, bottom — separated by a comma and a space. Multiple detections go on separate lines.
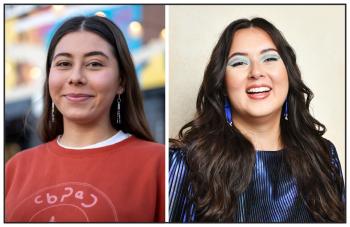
225, 69, 248, 110
48, 70, 64, 98
270, 66, 289, 91
225, 69, 247, 94
89, 71, 119, 97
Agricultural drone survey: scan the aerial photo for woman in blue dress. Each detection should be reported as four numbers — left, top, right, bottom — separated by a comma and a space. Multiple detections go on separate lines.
169, 17, 345, 222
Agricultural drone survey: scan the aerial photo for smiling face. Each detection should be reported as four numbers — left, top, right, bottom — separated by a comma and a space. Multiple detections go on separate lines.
49, 31, 124, 125
225, 27, 289, 122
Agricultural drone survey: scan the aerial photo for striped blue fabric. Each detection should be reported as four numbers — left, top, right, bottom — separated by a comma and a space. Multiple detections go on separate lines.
169, 142, 344, 222
169, 150, 196, 222
235, 151, 314, 222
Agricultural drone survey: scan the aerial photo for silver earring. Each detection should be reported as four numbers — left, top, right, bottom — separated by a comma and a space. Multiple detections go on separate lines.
117, 94, 121, 124
51, 102, 55, 123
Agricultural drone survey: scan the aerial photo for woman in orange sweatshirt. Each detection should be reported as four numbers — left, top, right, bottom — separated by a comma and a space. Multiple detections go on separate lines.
6, 15, 165, 223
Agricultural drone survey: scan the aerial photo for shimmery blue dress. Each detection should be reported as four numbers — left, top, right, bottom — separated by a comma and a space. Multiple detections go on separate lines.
169, 142, 345, 222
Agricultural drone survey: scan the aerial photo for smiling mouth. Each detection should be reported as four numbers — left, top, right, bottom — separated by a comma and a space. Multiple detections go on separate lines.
64, 93, 94, 97
64, 94, 94, 102
246, 86, 272, 94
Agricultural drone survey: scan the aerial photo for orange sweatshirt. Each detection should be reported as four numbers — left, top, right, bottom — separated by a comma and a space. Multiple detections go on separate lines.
5, 136, 165, 222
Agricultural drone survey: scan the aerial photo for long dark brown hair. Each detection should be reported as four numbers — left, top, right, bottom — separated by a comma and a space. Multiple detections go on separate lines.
38, 16, 153, 142
171, 18, 345, 222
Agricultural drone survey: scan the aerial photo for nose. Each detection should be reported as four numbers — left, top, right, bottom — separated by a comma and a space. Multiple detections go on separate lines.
248, 61, 265, 79
68, 65, 87, 85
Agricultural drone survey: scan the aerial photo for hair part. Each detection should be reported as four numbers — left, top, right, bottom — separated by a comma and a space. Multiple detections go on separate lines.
38, 16, 153, 142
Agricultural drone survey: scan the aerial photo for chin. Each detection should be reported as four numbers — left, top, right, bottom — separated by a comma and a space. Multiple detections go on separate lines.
248, 109, 281, 119
63, 113, 96, 124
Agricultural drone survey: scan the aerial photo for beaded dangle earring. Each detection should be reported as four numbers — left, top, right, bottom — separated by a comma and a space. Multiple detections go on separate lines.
283, 99, 288, 120
116, 94, 121, 124
224, 98, 233, 126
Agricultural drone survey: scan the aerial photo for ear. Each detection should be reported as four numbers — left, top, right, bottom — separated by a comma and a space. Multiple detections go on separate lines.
117, 86, 125, 95
116, 75, 125, 95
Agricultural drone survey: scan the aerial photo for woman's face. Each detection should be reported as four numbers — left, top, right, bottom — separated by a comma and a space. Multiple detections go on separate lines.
225, 27, 289, 121
49, 31, 123, 125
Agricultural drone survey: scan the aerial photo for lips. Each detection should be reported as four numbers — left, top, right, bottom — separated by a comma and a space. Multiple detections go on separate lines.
246, 85, 272, 100
64, 93, 94, 102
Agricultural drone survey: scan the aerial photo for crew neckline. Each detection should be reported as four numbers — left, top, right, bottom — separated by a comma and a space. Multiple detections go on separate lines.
47, 135, 137, 157
57, 130, 131, 150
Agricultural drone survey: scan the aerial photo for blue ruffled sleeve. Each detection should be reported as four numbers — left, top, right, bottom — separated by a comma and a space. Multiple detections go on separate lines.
169, 149, 195, 222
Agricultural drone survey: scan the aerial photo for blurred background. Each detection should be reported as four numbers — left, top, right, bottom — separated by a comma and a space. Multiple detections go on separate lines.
5, 4, 165, 162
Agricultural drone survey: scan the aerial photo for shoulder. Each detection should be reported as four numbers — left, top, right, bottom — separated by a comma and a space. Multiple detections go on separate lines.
322, 137, 337, 153
123, 136, 164, 160
321, 138, 344, 189
169, 148, 188, 182
322, 138, 342, 172
170, 148, 187, 169
321, 138, 345, 202
169, 148, 193, 222
129, 136, 164, 151
6, 142, 49, 166
5, 142, 51, 176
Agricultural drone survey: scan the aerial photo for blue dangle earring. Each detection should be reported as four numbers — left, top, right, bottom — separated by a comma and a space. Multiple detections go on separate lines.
224, 98, 233, 126
283, 99, 288, 120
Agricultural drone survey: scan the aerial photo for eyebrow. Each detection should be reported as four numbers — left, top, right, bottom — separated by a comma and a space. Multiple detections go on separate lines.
53, 51, 110, 61
228, 48, 278, 59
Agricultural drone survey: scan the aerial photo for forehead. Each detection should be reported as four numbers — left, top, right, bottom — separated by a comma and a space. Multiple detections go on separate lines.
229, 27, 277, 54
53, 31, 114, 57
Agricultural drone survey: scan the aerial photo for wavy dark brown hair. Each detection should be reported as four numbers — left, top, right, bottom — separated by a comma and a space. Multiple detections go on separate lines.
171, 18, 345, 222
38, 16, 153, 142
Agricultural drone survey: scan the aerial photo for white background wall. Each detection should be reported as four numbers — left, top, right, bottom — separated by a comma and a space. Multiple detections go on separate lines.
169, 5, 345, 174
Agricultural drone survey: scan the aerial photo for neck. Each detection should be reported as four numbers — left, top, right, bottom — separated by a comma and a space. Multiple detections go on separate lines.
59, 118, 118, 147
233, 112, 283, 151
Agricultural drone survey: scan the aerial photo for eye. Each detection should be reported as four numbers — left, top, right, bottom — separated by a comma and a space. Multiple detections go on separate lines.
261, 54, 280, 63
227, 57, 250, 68
264, 57, 279, 62
86, 62, 103, 69
231, 61, 247, 67
55, 61, 71, 68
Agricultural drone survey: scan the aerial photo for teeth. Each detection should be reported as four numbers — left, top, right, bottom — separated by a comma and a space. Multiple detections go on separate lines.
247, 87, 271, 94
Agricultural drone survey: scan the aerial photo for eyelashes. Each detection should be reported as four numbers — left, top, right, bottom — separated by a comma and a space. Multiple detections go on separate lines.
86, 62, 104, 69
55, 61, 71, 67
54, 61, 104, 69
227, 57, 250, 67
227, 53, 281, 68
260, 53, 281, 62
